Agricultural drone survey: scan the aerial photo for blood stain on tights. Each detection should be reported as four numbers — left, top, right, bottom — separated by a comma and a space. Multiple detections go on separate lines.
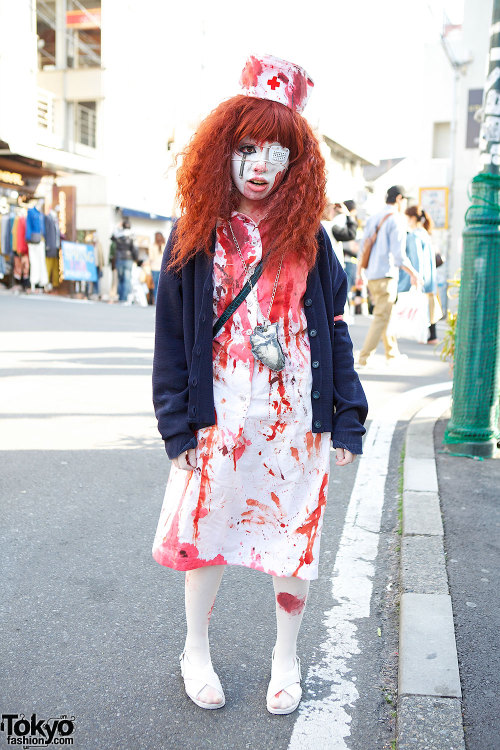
276, 592, 306, 615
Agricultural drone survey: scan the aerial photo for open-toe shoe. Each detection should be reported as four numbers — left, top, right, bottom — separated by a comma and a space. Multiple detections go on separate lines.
179, 649, 225, 709
266, 647, 302, 715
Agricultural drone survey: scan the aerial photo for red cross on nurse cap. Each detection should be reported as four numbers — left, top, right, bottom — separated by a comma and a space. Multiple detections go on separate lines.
239, 54, 314, 113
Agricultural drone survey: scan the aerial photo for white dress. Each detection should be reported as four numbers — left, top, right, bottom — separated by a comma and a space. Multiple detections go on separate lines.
152, 212, 331, 579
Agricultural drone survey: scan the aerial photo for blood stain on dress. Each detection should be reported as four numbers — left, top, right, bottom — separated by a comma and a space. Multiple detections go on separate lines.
266, 420, 286, 441
292, 472, 329, 576
276, 592, 306, 615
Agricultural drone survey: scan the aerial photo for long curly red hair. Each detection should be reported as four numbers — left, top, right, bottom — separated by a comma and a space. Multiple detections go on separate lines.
169, 95, 327, 271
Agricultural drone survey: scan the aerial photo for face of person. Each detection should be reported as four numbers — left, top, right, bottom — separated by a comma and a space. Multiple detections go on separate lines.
230, 138, 290, 202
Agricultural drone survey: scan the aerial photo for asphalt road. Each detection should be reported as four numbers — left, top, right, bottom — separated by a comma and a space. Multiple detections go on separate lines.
0, 292, 450, 750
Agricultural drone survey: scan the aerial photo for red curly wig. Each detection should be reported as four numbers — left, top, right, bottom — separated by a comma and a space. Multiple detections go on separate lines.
169, 95, 327, 271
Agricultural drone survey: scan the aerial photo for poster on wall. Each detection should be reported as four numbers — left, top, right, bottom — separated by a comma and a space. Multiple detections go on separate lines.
61, 241, 97, 282
466, 89, 483, 149
419, 187, 449, 230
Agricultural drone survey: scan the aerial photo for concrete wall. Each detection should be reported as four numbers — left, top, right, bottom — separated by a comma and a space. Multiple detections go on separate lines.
0, 0, 38, 152
450, 0, 493, 280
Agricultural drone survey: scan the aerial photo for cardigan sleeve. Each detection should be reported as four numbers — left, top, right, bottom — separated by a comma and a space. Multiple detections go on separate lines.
152, 229, 197, 459
326, 234, 368, 455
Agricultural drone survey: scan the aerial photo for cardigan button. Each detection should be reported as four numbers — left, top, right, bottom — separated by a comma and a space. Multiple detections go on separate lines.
196, 345, 201, 355
304, 298, 312, 307
202, 314, 206, 323
312, 390, 320, 399
309, 329, 317, 337
191, 377, 198, 386
312, 360, 319, 368
191, 406, 197, 415
314, 420, 321, 429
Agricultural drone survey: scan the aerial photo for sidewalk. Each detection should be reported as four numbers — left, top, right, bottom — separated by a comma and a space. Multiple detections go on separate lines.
397, 399, 500, 750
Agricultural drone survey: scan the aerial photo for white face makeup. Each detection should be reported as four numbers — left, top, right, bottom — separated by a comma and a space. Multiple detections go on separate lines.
231, 139, 290, 202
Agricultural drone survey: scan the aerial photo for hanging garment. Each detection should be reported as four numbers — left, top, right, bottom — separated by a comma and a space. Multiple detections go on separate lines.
152, 212, 332, 580
28, 237, 48, 287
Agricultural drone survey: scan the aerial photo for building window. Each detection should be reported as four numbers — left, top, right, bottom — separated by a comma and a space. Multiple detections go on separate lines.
36, 0, 101, 70
432, 122, 451, 159
66, 1, 101, 69
75, 101, 97, 148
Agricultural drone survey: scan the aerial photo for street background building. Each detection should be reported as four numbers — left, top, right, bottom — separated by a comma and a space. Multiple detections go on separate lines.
0, 0, 492, 302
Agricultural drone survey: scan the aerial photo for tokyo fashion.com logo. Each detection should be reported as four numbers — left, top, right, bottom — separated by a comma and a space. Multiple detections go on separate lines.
1, 714, 75, 747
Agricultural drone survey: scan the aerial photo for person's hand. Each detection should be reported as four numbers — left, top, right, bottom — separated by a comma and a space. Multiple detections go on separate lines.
335, 448, 357, 466
410, 271, 424, 287
172, 448, 197, 471
355, 274, 364, 288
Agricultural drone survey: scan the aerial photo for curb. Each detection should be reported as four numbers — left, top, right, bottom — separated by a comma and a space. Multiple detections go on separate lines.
397, 396, 466, 750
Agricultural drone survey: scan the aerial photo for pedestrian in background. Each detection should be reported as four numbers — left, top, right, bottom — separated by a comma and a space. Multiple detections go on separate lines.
151, 54, 367, 716
356, 185, 421, 368
111, 218, 138, 302
149, 231, 166, 304
339, 200, 359, 304
399, 206, 442, 344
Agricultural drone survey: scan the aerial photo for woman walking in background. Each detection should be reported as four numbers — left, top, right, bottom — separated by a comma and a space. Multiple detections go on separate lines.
399, 206, 443, 344
149, 231, 166, 304
151, 55, 367, 715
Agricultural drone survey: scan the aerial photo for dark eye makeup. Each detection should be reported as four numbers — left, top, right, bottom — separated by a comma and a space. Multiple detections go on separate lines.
238, 144, 257, 155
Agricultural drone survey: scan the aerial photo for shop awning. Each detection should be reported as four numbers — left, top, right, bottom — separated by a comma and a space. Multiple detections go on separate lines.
121, 207, 173, 221
0, 141, 56, 193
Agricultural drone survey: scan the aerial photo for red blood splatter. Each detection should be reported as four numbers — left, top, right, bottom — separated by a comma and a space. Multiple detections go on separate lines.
276, 592, 306, 615
230, 425, 252, 470
306, 432, 314, 457
292, 472, 329, 576
240, 55, 263, 87
191, 507, 208, 519
291, 446, 300, 463
192, 427, 217, 540
207, 601, 215, 624
270, 491, 281, 508
266, 420, 287, 441
263, 462, 276, 477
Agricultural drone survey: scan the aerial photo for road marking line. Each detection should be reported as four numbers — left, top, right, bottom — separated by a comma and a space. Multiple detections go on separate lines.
287, 382, 452, 750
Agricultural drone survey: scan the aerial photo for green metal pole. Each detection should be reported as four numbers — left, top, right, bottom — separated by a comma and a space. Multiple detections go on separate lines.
444, 0, 500, 457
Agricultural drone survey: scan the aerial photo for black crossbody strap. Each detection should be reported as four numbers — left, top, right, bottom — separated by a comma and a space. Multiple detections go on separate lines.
212, 261, 264, 338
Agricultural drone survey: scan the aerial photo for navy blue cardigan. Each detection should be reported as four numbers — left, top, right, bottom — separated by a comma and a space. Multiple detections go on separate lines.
153, 225, 368, 459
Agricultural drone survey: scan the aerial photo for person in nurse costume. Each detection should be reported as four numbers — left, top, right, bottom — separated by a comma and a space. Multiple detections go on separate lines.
152, 54, 368, 714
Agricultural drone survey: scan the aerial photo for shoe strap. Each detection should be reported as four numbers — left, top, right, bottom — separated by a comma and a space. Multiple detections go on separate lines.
268, 656, 302, 696
179, 650, 223, 697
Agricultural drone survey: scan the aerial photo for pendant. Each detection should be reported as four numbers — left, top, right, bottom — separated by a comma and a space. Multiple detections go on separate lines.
250, 321, 285, 372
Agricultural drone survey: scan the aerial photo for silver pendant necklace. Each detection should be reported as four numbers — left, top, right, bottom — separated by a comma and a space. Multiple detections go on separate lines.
227, 220, 285, 372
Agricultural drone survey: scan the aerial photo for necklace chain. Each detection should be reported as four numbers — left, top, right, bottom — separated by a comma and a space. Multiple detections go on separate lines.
227, 220, 283, 324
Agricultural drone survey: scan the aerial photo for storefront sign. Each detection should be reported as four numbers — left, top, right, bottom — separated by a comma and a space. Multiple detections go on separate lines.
61, 241, 97, 282
52, 185, 76, 241
0, 170, 24, 186
419, 187, 449, 230
66, 8, 101, 29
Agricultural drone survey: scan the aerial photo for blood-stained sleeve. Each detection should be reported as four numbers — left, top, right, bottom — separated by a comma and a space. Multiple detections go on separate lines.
152, 229, 197, 459
326, 233, 368, 455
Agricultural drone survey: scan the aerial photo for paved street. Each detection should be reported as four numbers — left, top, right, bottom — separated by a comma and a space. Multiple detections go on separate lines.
1, 293, 451, 750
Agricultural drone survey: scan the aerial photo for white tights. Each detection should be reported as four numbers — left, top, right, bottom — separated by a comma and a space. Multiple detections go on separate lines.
183, 565, 309, 704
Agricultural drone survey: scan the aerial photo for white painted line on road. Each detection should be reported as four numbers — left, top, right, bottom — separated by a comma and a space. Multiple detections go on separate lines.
287, 382, 452, 750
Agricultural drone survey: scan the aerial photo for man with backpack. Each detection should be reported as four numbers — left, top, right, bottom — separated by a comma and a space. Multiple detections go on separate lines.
355, 185, 421, 368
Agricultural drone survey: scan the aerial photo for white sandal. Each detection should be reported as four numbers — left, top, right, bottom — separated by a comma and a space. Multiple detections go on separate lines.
266, 647, 302, 715
179, 650, 225, 710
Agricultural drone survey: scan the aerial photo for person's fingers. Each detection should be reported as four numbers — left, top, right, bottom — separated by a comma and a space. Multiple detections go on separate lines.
172, 450, 195, 471
186, 448, 197, 468
335, 448, 345, 464
335, 449, 357, 466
